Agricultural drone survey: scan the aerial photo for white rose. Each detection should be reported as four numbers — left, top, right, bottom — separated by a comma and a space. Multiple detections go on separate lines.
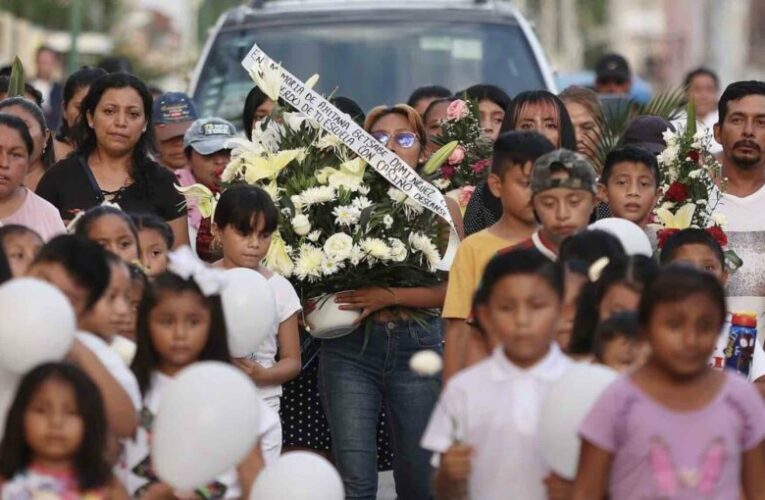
388, 238, 408, 262
307, 230, 322, 242
712, 213, 728, 228
324, 233, 354, 261
292, 214, 312, 236
409, 350, 443, 376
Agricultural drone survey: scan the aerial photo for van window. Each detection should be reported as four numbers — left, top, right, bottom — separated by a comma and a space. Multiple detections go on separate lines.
194, 19, 545, 124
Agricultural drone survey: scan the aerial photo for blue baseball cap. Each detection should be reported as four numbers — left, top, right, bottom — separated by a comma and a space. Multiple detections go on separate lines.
184, 117, 237, 155
152, 92, 198, 141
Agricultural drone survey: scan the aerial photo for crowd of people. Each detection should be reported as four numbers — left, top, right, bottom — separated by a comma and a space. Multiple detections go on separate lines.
0, 44, 764, 500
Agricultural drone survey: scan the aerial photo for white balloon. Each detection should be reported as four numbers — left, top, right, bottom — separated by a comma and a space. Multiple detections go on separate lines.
152, 362, 261, 489
0, 278, 75, 374
589, 218, 653, 256
249, 451, 344, 500
222, 268, 278, 357
539, 363, 618, 479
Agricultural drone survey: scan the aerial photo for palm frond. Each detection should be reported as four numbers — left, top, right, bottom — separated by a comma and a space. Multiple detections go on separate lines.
7, 57, 25, 98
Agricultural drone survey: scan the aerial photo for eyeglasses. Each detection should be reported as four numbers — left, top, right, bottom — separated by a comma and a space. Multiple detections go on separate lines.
371, 131, 418, 149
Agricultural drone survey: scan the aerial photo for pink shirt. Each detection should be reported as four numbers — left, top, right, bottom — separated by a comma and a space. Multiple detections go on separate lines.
579, 372, 765, 500
2, 188, 66, 241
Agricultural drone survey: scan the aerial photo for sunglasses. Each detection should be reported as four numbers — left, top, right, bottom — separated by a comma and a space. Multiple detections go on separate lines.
371, 131, 418, 149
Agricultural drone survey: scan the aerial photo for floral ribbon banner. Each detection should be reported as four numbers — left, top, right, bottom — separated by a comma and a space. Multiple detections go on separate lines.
241, 44, 458, 271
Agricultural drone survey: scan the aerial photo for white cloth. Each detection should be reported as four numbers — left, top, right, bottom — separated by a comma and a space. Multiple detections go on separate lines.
714, 184, 765, 380
249, 273, 302, 399
421, 344, 572, 500
118, 371, 280, 498
76, 331, 141, 410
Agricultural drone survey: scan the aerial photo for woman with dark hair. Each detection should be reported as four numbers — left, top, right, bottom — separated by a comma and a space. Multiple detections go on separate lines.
457, 84, 512, 141
463, 90, 577, 236
0, 97, 55, 191
36, 73, 189, 248
243, 86, 276, 140
53, 66, 107, 160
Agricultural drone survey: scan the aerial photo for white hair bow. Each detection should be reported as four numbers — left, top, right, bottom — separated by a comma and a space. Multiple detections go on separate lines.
588, 257, 610, 283
66, 200, 123, 233
167, 246, 226, 296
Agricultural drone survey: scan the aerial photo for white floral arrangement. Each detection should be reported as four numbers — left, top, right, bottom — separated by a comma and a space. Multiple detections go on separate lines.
181, 74, 444, 301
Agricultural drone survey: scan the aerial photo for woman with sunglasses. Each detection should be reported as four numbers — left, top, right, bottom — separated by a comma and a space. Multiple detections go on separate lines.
320, 104, 460, 500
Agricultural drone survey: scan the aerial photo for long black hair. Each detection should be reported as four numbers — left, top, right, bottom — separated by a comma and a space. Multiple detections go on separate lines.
0, 363, 111, 490
243, 86, 277, 140
0, 113, 34, 156
0, 98, 54, 169
56, 66, 108, 144
73, 73, 156, 198
73, 205, 140, 252
500, 90, 576, 149
131, 272, 231, 395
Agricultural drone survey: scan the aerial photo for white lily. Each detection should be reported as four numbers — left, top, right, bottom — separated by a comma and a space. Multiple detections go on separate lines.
243, 149, 302, 184
655, 203, 696, 229
305, 73, 320, 90
248, 61, 283, 102
176, 183, 218, 219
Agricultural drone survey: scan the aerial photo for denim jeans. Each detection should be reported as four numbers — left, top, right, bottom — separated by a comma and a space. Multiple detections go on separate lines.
319, 316, 442, 500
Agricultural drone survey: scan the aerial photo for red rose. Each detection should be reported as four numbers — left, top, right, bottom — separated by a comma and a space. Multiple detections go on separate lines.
688, 150, 700, 163
471, 159, 491, 175
657, 228, 680, 249
665, 182, 690, 203
441, 164, 457, 179
707, 225, 728, 247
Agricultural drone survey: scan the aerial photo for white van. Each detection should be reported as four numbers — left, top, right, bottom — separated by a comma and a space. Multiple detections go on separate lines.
189, 0, 556, 124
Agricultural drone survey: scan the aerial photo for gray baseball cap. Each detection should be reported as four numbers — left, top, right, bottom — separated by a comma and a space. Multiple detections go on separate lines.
531, 149, 598, 196
183, 117, 237, 155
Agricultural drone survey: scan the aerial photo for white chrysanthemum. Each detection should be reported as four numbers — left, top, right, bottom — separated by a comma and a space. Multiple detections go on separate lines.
291, 214, 312, 236
321, 256, 342, 276
294, 244, 324, 281
261, 180, 281, 202
383, 215, 394, 229
332, 204, 361, 227
712, 213, 728, 228
409, 233, 440, 270
388, 238, 408, 262
358, 185, 370, 195
283, 112, 308, 132
329, 172, 363, 192
352, 196, 373, 211
290, 194, 304, 213
388, 187, 408, 203
361, 238, 391, 261
299, 186, 337, 206
307, 230, 322, 242
404, 198, 425, 217
687, 169, 702, 179
324, 233, 354, 261
349, 244, 364, 266
662, 129, 677, 145
434, 178, 451, 190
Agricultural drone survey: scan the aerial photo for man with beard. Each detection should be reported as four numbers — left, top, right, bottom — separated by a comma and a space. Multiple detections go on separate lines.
713, 80, 765, 386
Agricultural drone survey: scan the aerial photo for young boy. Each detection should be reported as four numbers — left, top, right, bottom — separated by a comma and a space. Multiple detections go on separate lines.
423, 248, 572, 499
26, 235, 139, 438
0, 224, 43, 277
502, 148, 598, 260
660, 228, 765, 385
442, 131, 554, 381
598, 145, 661, 228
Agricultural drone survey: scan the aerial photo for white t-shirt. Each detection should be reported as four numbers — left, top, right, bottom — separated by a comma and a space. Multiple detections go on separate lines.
714, 184, 765, 380
118, 371, 280, 498
421, 344, 572, 500
249, 273, 302, 399
76, 331, 141, 410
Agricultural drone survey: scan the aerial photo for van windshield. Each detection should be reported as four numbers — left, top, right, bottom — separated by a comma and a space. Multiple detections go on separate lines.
193, 19, 546, 126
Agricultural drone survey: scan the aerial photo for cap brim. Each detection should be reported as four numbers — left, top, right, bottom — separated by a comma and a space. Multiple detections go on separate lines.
154, 122, 193, 141
596, 70, 630, 81
189, 138, 231, 155
629, 142, 664, 155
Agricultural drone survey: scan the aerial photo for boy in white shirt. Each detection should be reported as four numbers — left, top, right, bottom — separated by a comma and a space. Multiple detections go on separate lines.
421, 248, 572, 499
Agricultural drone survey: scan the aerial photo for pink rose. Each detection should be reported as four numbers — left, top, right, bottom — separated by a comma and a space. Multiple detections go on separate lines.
446, 99, 470, 121
441, 164, 457, 179
458, 185, 476, 207
471, 159, 491, 174
447, 146, 466, 165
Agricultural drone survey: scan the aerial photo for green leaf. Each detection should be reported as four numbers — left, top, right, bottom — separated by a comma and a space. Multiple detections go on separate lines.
422, 141, 459, 175
686, 97, 697, 137
7, 57, 25, 98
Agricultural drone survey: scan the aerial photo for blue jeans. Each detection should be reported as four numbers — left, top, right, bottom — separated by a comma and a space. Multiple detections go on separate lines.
319, 316, 442, 500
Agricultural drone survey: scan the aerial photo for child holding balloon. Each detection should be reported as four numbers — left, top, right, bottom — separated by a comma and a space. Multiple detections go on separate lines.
212, 184, 302, 461
572, 266, 765, 500
121, 252, 279, 499
421, 248, 573, 499
0, 362, 129, 498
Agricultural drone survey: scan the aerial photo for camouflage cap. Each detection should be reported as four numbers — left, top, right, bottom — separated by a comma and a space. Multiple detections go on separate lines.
531, 149, 598, 196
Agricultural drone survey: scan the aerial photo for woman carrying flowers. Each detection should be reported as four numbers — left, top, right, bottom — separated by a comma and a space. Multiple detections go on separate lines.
319, 104, 460, 500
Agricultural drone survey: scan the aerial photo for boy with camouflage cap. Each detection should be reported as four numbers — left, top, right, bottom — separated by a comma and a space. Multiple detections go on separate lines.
502, 149, 598, 260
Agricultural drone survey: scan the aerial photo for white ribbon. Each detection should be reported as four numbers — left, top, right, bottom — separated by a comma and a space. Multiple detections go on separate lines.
241, 45, 458, 271
167, 246, 226, 296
